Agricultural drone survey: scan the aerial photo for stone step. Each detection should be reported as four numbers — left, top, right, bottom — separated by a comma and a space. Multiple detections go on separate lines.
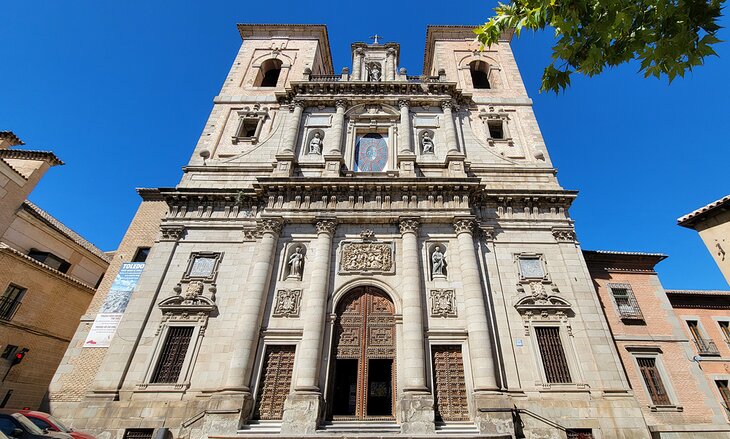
435, 422, 481, 435
319, 420, 401, 434
237, 420, 282, 434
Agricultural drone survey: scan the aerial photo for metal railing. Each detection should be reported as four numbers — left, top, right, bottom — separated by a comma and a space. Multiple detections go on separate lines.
306, 74, 442, 83
616, 305, 644, 320
309, 74, 341, 82
693, 338, 721, 356
0, 296, 22, 321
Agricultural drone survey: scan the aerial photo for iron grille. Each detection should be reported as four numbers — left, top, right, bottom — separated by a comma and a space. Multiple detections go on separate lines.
123, 429, 153, 439
254, 345, 296, 420
535, 327, 572, 384
637, 357, 671, 405
566, 429, 594, 439
693, 338, 721, 356
0, 285, 25, 321
150, 326, 193, 383
609, 285, 644, 320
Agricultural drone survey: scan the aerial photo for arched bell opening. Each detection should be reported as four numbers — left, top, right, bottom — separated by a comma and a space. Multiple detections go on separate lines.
328, 286, 396, 420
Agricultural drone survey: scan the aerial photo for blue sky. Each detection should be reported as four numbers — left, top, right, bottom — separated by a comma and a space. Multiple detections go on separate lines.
1, 1, 728, 290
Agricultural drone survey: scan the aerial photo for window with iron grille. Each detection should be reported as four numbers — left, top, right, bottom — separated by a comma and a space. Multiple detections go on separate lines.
534, 327, 572, 384
687, 320, 720, 355
608, 283, 643, 320
123, 429, 154, 439
716, 380, 730, 413
637, 357, 671, 405
0, 285, 26, 321
151, 326, 194, 383
566, 429, 594, 439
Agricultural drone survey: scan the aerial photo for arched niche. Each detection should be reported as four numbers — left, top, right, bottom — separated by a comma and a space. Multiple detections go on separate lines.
427, 242, 448, 280
281, 243, 307, 281
303, 128, 325, 156
418, 129, 436, 155
457, 54, 503, 90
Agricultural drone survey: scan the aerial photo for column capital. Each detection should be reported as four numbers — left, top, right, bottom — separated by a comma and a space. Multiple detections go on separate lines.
290, 99, 305, 111
315, 218, 337, 236
453, 217, 476, 235
440, 100, 454, 111
399, 218, 420, 235
398, 99, 410, 110
159, 225, 186, 242
257, 218, 284, 236
335, 99, 349, 110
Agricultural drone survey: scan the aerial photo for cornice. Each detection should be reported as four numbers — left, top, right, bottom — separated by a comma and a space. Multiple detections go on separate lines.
0, 243, 96, 292
0, 149, 63, 166
0, 131, 24, 147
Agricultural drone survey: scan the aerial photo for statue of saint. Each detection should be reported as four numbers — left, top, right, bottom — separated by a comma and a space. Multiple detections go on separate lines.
309, 133, 323, 154
288, 246, 304, 278
422, 132, 434, 154
370, 64, 381, 82
432, 246, 446, 277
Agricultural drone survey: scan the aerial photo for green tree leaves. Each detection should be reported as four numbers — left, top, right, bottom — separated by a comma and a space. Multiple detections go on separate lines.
474, 0, 723, 93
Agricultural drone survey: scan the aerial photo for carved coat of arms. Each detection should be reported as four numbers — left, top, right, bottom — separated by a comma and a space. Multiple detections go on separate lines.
340, 242, 393, 273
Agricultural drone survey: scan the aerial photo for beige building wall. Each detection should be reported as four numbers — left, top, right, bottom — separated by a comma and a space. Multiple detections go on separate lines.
678, 195, 730, 286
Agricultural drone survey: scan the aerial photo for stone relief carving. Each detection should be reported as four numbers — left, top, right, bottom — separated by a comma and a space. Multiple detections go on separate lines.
431, 246, 447, 278
287, 246, 304, 280
340, 242, 393, 273
552, 227, 577, 243
360, 229, 376, 241
160, 225, 185, 241
273, 289, 302, 317
158, 281, 216, 315
183, 252, 223, 281
430, 289, 457, 317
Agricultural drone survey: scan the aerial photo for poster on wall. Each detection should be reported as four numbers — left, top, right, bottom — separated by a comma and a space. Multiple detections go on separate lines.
83, 262, 145, 348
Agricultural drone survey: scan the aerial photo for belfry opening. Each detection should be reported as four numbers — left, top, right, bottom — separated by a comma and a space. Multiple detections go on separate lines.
330, 286, 396, 419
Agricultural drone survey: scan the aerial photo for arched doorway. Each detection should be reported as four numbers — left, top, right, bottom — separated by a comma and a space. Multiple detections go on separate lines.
330, 286, 396, 419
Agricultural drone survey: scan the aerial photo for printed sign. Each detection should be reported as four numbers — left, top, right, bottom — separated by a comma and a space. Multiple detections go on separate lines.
83, 262, 145, 348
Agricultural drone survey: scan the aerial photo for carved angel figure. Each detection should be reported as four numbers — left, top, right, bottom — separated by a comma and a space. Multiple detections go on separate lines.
309, 132, 322, 154
421, 132, 434, 154
288, 246, 304, 278
432, 246, 446, 276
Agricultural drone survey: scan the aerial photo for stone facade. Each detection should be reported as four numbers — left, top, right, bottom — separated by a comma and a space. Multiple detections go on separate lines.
678, 195, 730, 286
0, 133, 109, 409
50, 25, 653, 439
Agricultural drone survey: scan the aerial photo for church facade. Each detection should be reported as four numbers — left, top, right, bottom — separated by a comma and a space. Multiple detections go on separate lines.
50, 25, 653, 439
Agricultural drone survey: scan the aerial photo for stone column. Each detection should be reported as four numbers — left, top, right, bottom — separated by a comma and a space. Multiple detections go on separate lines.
453, 217, 498, 392
398, 218, 435, 434
386, 48, 396, 81
323, 100, 347, 176
281, 219, 337, 434
398, 100, 413, 154
223, 218, 283, 392
352, 48, 364, 80
283, 100, 304, 154
441, 100, 460, 154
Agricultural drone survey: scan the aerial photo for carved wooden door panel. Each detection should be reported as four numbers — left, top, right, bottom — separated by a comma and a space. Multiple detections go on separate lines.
432, 345, 469, 421
332, 287, 395, 419
254, 345, 296, 420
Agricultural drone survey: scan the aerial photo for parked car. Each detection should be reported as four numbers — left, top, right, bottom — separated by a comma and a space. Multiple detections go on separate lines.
17, 412, 92, 439
0, 410, 70, 439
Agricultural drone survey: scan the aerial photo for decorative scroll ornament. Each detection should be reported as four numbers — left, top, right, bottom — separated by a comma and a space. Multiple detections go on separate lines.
160, 225, 185, 241
430, 289, 457, 317
272, 289, 302, 317
479, 226, 496, 242
398, 99, 410, 109
399, 218, 420, 234
552, 227, 577, 243
315, 219, 337, 236
159, 281, 216, 314
340, 242, 394, 273
257, 218, 283, 235
514, 281, 571, 314
360, 229, 376, 241
453, 219, 475, 235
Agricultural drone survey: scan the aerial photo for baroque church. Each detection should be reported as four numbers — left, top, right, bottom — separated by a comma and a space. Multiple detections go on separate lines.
49, 25, 653, 439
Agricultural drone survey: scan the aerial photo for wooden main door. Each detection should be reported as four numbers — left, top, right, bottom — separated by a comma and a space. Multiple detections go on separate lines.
330, 287, 396, 419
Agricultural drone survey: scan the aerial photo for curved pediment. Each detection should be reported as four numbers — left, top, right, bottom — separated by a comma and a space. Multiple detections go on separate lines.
159, 281, 216, 314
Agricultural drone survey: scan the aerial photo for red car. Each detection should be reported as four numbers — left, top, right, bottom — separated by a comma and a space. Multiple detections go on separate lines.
18, 412, 94, 439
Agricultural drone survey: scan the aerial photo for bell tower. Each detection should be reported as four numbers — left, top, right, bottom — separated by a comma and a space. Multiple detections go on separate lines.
350, 40, 400, 81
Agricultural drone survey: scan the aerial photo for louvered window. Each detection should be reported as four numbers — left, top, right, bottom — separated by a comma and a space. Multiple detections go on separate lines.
637, 357, 671, 405
432, 345, 469, 421
535, 327, 571, 383
254, 345, 295, 420
151, 326, 193, 383
608, 283, 643, 320
716, 380, 730, 412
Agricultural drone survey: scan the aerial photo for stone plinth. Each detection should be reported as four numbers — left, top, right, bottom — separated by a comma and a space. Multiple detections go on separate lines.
398, 392, 435, 435
279, 393, 323, 435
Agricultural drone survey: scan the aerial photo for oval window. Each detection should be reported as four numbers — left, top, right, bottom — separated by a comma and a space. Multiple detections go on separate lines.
355, 133, 388, 172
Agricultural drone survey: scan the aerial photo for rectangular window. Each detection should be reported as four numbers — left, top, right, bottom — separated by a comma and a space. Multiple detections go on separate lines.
432, 345, 469, 421
151, 326, 194, 383
717, 380, 730, 411
608, 283, 643, 320
132, 247, 150, 263
535, 327, 572, 384
637, 357, 671, 405
566, 429, 594, 439
0, 285, 26, 321
0, 345, 17, 359
687, 320, 720, 355
27, 249, 70, 273
487, 120, 504, 139
719, 321, 730, 343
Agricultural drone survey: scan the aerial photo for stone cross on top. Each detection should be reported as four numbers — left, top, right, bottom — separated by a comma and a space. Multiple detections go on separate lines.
369, 34, 382, 45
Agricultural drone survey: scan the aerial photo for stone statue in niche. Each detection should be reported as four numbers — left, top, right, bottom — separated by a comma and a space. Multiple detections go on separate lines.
421, 132, 434, 154
287, 246, 304, 279
369, 63, 381, 82
431, 246, 446, 277
309, 132, 323, 155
